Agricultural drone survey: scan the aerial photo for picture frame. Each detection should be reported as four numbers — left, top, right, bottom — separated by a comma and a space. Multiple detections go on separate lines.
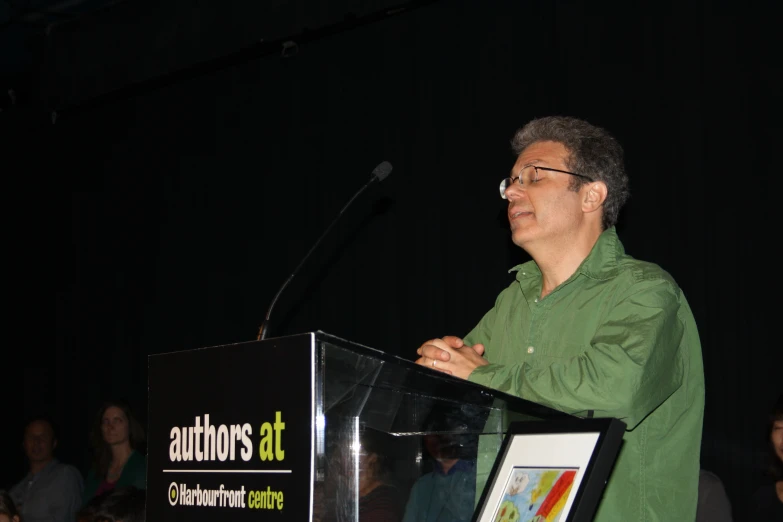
472, 417, 626, 522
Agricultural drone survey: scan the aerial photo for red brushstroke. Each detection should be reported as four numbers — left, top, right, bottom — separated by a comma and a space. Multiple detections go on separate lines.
535, 470, 576, 517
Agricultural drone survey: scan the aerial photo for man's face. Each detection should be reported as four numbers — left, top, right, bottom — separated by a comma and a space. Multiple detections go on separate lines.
101, 406, 130, 446
23, 420, 56, 465
505, 141, 588, 249
772, 419, 783, 464
423, 433, 459, 460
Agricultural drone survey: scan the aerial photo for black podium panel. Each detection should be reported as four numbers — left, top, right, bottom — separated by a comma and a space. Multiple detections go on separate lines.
147, 334, 315, 521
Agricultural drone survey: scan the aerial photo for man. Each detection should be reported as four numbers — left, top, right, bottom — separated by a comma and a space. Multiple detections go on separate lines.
415, 116, 705, 521
403, 417, 476, 522
696, 469, 733, 522
10, 417, 84, 522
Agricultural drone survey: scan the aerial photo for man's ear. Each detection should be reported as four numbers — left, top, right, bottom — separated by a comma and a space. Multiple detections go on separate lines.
582, 181, 608, 213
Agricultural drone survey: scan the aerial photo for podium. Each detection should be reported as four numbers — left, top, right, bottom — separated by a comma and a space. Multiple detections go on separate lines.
147, 331, 622, 521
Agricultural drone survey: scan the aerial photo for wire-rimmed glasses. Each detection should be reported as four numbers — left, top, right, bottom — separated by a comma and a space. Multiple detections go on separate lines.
499, 165, 594, 199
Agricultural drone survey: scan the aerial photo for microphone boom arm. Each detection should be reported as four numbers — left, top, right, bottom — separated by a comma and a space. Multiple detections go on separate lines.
256, 162, 391, 340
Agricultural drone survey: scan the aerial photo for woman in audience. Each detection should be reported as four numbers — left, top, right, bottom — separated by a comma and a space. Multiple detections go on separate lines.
0, 490, 20, 522
319, 425, 405, 522
749, 393, 783, 519
82, 399, 147, 505
356, 427, 405, 522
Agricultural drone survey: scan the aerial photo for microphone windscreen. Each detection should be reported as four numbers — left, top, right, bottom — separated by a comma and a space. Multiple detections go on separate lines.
372, 161, 393, 182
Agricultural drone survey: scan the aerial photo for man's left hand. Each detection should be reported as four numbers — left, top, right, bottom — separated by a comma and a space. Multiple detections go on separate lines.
415, 336, 489, 379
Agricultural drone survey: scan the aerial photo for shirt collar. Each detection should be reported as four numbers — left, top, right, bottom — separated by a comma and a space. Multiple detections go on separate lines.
432, 458, 474, 476
26, 458, 59, 480
509, 227, 624, 282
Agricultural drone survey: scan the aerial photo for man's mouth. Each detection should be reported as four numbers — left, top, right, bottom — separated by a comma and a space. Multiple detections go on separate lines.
509, 210, 533, 220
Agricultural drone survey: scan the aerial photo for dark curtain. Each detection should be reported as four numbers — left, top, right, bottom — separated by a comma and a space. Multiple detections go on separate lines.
4, 1, 780, 519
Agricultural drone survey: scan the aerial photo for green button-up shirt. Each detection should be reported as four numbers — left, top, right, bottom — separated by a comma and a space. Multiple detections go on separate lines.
465, 227, 704, 522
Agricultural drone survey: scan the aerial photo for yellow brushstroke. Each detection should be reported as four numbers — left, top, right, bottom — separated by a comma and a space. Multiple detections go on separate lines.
530, 470, 560, 506
545, 482, 573, 522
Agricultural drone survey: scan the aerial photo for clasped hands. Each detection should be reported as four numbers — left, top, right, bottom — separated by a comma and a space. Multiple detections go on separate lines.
415, 335, 489, 379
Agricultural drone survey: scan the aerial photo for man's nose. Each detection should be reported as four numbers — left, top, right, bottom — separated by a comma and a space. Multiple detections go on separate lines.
505, 183, 527, 201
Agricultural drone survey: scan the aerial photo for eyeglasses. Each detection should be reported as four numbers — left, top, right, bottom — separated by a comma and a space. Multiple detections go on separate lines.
499, 165, 594, 199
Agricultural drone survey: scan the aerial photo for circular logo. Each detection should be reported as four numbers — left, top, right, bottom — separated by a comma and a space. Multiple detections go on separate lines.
168, 482, 178, 506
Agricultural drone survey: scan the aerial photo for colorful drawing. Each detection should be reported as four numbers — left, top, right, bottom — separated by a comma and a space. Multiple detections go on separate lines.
495, 500, 520, 522
492, 468, 578, 522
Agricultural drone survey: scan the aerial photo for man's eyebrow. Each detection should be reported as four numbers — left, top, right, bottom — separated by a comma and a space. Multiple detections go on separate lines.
518, 160, 550, 170
510, 161, 545, 174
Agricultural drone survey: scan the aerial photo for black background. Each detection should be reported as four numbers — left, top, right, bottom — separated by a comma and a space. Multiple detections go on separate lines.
2, 0, 781, 519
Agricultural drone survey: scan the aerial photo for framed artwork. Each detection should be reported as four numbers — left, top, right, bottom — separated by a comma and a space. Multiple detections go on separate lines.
473, 418, 625, 522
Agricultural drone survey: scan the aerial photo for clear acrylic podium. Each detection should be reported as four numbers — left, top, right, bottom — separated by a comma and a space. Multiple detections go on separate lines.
146, 332, 589, 522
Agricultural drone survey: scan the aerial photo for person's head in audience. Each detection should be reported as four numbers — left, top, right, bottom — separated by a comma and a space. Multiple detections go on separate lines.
424, 423, 461, 463
90, 400, 145, 476
422, 413, 475, 468
78, 486, 145, 522
767, 393, 783, 480
22, 415, 58, 474
0, 490, 20, 522
357, 426, 393, 497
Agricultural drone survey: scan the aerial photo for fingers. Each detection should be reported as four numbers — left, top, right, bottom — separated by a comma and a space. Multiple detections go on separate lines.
415, 336, 483, 365
442, 336, 465, 349
416, 338, 453, 362
415, 338, 455, 374
414, 355, 453, 375
414, 336, 489, 380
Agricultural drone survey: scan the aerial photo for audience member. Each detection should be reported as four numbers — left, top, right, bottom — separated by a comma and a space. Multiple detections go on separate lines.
402, 417, 476, 522
77, 486, 145, 522
696, 469, 732, 522
748, 393, 783, 520
82, 400, 147, 505
357, 427, 405, 522
8, 416, 83, 522
0, 490, 21, 522
319, 425, 404, 522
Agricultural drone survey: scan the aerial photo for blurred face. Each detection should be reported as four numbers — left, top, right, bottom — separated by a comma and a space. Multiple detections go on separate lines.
505, 141, 588, 250
23, 420, 56, 465
772, 419, 783, 463
357, 451, 379, 496
424, 434, 459, 460
424, 434, 442, 458
0, 514, 21, 522
102, 406, 130, 446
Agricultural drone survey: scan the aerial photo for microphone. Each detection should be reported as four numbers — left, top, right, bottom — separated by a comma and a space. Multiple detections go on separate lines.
256, 161, 393, 340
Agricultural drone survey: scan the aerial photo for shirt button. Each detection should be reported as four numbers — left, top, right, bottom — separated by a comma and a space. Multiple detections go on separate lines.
527, 346, 535, 354
534, 298, 538, 303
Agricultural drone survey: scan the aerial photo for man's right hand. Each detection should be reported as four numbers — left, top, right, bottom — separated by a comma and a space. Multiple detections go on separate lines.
415, 336, 486, 378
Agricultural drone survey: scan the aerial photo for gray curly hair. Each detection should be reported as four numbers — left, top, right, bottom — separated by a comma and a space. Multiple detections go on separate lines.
511, 116, 630, 229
